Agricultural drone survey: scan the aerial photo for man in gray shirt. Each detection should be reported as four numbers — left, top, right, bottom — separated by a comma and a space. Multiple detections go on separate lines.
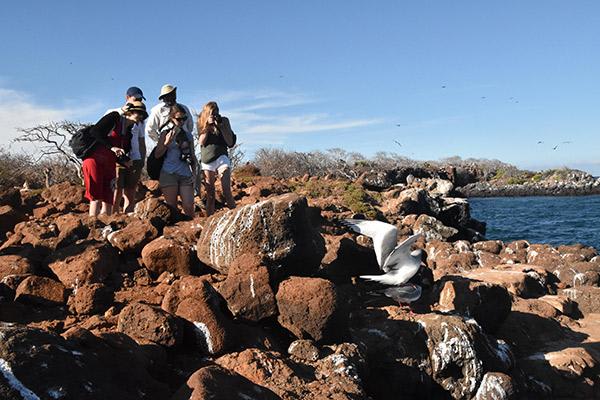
145, 84, 194, 142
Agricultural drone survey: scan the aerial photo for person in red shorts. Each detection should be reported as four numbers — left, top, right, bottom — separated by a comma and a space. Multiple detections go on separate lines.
83, 101, 148, 216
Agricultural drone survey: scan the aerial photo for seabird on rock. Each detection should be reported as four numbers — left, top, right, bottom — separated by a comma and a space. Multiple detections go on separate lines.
341, 219, 423, 287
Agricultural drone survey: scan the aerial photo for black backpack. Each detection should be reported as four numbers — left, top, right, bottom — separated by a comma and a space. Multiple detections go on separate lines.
69, 125, 97, 159
146, 146, 165, 180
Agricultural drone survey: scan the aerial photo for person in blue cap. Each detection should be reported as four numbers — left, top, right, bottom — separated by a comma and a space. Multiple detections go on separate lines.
105, 86, 148, 212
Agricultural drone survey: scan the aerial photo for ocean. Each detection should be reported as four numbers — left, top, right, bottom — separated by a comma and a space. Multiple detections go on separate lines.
468, 195, 600, 251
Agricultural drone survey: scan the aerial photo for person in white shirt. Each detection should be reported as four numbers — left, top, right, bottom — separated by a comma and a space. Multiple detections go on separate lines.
105, 86, 147, 213
145, 84, 194, 142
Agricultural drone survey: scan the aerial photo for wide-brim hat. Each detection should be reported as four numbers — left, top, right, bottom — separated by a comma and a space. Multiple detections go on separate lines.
159, 84, 177, 99
124, 100, 148, 119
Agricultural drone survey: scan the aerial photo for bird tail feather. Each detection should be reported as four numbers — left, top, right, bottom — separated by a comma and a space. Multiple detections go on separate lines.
359, 274, 386, 283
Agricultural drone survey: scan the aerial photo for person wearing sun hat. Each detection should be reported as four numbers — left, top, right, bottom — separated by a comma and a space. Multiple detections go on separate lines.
145, 84, 194, 142
105, 87, 149, 212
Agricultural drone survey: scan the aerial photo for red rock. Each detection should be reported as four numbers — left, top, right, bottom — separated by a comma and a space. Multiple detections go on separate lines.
552, 261, 600, 287
134, 197, 175, 230
425, 240, 455, 269
0, 324, 170, 400
557, 244, 598, 261
475, 251, 503, 269
413, 214, 458, 241
319, 233, 381, 282
41, 182, 85, 208
463, 265, 552, 298
68, 283, 114, 315
170, 364, 280, 400
196, 193, 325, 276
432, 252, 477, 278
0, 254, 36, 279
141, 236, 195, 277
54, 213, 90, 247
107, 219, 158, 253
434, 276, 512, 333
163, 219, 204, 244
506, 240, 529, 252
0, 187, 22, 208
499, 247, 528, 264
47, 241, 118, 288
0, 205, 27, 240
288, 339, 320, 362
473, 240, 504, 254
560, 286, 600, 315
14, 276, 67, 305
276, 277, 346, 342
215, 253, 276, 322
176, 296, 234, 356
161, 275, 214, 314
117, 302, 182, 347
12, 220, 58, 251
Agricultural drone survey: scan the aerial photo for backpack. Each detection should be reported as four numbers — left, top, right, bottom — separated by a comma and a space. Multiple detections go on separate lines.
69, 125, 97, 159
146, 146, 165, 180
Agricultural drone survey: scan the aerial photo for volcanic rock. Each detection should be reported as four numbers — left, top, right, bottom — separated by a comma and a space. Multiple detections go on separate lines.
134, 197, 175, 230
107, 219, 158, 254
68, 283, 114, 315
413, 214, 458, 241
141, 236, 195, 277
276, 276, 346, 342
117, 302, 182, 347
171, 364, 280, 400
0, 255, 36, 279
47, 241, 118, 288
197, 193, 325, 276
216, 253, 277, 322
41, 182, 85, 209
14, 276, 67, 306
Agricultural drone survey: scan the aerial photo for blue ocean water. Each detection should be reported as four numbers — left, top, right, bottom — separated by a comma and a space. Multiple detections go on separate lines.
468, 195, 600, 251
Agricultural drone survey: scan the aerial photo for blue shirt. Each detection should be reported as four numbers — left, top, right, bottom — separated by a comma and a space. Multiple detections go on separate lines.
161, 130, 194, 177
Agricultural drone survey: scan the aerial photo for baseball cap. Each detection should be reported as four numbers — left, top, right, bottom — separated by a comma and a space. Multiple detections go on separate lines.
126, 86, 146, 101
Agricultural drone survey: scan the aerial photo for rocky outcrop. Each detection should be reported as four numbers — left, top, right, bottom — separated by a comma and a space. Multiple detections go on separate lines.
197, 193, 325, 276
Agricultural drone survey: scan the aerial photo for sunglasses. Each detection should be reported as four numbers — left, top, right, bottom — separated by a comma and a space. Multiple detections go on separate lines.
174, 116, 187, 122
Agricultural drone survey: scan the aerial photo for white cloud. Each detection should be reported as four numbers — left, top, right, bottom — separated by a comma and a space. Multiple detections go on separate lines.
0, 88, 89, 153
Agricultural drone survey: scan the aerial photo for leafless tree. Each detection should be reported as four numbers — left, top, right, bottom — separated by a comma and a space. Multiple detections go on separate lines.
13, 120, 87, 182
229, 142, 246, 170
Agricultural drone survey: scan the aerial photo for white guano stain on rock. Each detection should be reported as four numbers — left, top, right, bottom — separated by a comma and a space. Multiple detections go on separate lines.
474, 373, 508, 400
0, 358, 41, 400
249, 274, 256, 298
193, 321, 214, 354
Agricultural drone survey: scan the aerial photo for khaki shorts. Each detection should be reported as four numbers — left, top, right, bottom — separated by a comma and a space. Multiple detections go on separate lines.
115, 159, 143, 189
159, 170, 194, 188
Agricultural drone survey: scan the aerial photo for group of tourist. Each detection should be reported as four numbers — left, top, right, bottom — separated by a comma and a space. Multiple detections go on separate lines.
82, 85, 236, 218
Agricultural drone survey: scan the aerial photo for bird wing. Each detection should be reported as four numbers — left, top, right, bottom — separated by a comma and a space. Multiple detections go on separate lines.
382, 284, 422, 304
382, 233, 422, 273
342, 219, 398, 269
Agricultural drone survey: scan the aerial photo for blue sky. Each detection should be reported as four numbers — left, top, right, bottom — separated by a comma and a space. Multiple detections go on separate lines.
1, 1, 599, 174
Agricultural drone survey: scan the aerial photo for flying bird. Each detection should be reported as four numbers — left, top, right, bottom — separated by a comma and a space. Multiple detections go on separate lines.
537, 141, 543, 144
553, 145, 559, 150
341, 219, 423, 286
396, 124, 402, 127
394, 140, 402, 147
441, 85, 446, 89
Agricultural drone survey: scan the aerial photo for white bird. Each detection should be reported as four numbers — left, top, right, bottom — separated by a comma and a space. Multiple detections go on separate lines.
342, 219, 423, 286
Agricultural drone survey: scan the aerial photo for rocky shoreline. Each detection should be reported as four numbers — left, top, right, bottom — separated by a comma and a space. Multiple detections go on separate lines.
1, 170, 599, 399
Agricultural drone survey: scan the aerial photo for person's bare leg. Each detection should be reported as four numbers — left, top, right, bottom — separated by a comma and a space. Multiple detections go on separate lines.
123, 186, 137, 213
219, 168, 236, 209
180, 185, 195, 217
203, 170, 216, 216
100, 202, 112, 215
161, 186, 179, 209
89, 200, 100, 217
113, 188, 123, 213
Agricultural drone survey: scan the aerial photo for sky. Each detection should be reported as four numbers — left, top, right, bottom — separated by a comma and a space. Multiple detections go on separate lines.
1, 1, 599, 174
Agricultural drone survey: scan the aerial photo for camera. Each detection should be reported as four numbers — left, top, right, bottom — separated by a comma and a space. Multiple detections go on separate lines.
116, 153, 131, 166
213, 114, 222, 124
178, 140, 194, 165
159, 121, 176, 135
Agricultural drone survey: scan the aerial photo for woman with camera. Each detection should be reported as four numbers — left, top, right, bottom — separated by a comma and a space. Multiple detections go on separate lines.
83, 101, 148, 216
155, 104, 197, 217
198, 101, 236, 216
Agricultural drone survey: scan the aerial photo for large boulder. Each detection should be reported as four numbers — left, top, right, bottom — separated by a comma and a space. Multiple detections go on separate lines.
462, 265, 554, 298
216, 253, 277, 322
434, 276, 512, 333
47, 241, 118, 288
413, 214, 458, 241
117, 302, 183, 347
276, 276, 347, 342
162, 277, 236, 355
141, 236, 195, 277
134, 197, 175, 230
41, 182, 85, 211
68, 283, 114, 315
107, 219, 158, 254
14, 276, 67, 306
54, 213, 90, 248
0, 323, 169, 399
197, 193, 325, 276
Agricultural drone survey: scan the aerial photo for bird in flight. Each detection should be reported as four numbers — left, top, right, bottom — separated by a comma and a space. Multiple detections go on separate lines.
537, 141, 543, 144
394, 140, 402, 147
553, 145, 559, 150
